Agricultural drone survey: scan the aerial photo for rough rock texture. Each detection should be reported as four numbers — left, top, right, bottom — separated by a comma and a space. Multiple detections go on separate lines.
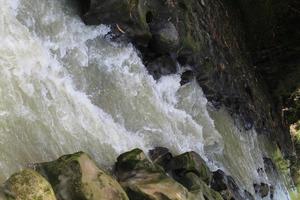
211, 169, 254, 200
149, 147, 173, 170
115, 148, 194, 200
2, 169, 56, 200
148, 148, 256, 200
236, 0, 300, 126
168, 152, 212, 185
79, 0, 299, 194
35, 152, 129, 200
78, 0, 295, 159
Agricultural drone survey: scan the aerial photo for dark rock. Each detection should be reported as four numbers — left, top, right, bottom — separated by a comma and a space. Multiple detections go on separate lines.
78, 0, 296, 165
263, 157, 278, 176
183, 173, 223, 200
150, 21, 179, 54
270, 185, 275, 199
169, 152, 212, 185
211, 170, 245, 200
146, 56, 177, 80
253, 183, 269, 198
80, 0, 151, 47
147, 149, 223, 199
180, 70, 194, 85
114, 149, 194, 200
149, 147, 173, 170
211, 170, 227, 191
244, 190, 255, 200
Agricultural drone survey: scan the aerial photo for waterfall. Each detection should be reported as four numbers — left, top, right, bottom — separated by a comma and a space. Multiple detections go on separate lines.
0, 0, 291, 199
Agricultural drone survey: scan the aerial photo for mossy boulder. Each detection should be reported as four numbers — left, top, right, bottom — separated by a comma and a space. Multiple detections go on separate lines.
169, 152, 212, 185
2, 169, 56, 200
150, 21, 179, 53
184, 172, 223, 200
35, 152, 128, 200
115, 148, 195, 200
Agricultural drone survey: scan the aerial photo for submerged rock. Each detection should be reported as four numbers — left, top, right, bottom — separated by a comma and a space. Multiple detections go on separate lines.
2, 169, 56, 200
180, 70, 194, 85
115, 148, 194, 200
35, 152, 128, 200
210, 169, 254, 200
146, 56, 177, 80
254, 183, 269, 198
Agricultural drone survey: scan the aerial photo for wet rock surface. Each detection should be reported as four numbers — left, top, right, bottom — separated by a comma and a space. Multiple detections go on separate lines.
35, 152, 129, 200
78, 0, 294, 159
0, 148, 284, 200
210, 169, 245, 200
253, 183, 269, 198
149, 148, 257, 200
145, 56, 177, 80
149, 147, 173, 170
168, 152, 212, 185
114, 148, 194, 200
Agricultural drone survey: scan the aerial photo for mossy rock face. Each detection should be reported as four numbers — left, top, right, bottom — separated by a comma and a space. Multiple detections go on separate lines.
169, 152, 212, 185
35, 152, 128, 200
2, 169, 56, 200
182, 172, 223, 200
115, 149, 195, 200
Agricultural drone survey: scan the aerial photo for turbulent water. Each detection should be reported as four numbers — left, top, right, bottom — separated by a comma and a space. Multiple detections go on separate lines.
0, 0, 292, 199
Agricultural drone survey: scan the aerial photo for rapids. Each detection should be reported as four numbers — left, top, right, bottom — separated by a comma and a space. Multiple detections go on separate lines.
0, 0, 291, 199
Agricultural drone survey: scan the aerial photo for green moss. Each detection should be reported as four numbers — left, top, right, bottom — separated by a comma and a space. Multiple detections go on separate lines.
35, 152, 129, 200
272, 147, 290, 175
3, 169, 56, 200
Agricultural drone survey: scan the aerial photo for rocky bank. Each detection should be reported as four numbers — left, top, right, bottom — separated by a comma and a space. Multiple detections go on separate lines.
0, 149, 277, 200
78, 0, 300, 192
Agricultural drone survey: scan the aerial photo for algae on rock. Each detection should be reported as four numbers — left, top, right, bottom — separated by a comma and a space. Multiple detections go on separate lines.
35, 152, 129, 200
2, 169, 56, 200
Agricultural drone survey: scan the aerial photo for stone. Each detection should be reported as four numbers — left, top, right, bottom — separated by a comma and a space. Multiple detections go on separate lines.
2, 169, 56, 200
150, 21, 179, 53
146, 56, 177, 80
211, 170, 245, 200
35, 152, 128, 200
244, 190, 255, 200
254, 183, 269, 198
181, 172, 223, 200
115, 149, 195, 200
149, 147, 173, 170
80, 0, 151, 47
180, 70, 194, 85
169, 152, 212, 185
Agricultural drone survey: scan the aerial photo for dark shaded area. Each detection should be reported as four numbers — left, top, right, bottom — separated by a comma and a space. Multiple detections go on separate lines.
77, 0, 299, 176
234, 0, 300, 126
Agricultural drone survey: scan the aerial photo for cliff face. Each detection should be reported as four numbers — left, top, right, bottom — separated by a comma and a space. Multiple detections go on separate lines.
236, 0, 300, 126
79, 0, 298, 173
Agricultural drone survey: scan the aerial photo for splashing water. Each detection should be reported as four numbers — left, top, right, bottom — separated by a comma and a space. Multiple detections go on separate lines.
0, 0, 291, 199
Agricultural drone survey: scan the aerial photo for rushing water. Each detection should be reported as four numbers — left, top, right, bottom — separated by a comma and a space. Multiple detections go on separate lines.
0, 0, 292, 199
